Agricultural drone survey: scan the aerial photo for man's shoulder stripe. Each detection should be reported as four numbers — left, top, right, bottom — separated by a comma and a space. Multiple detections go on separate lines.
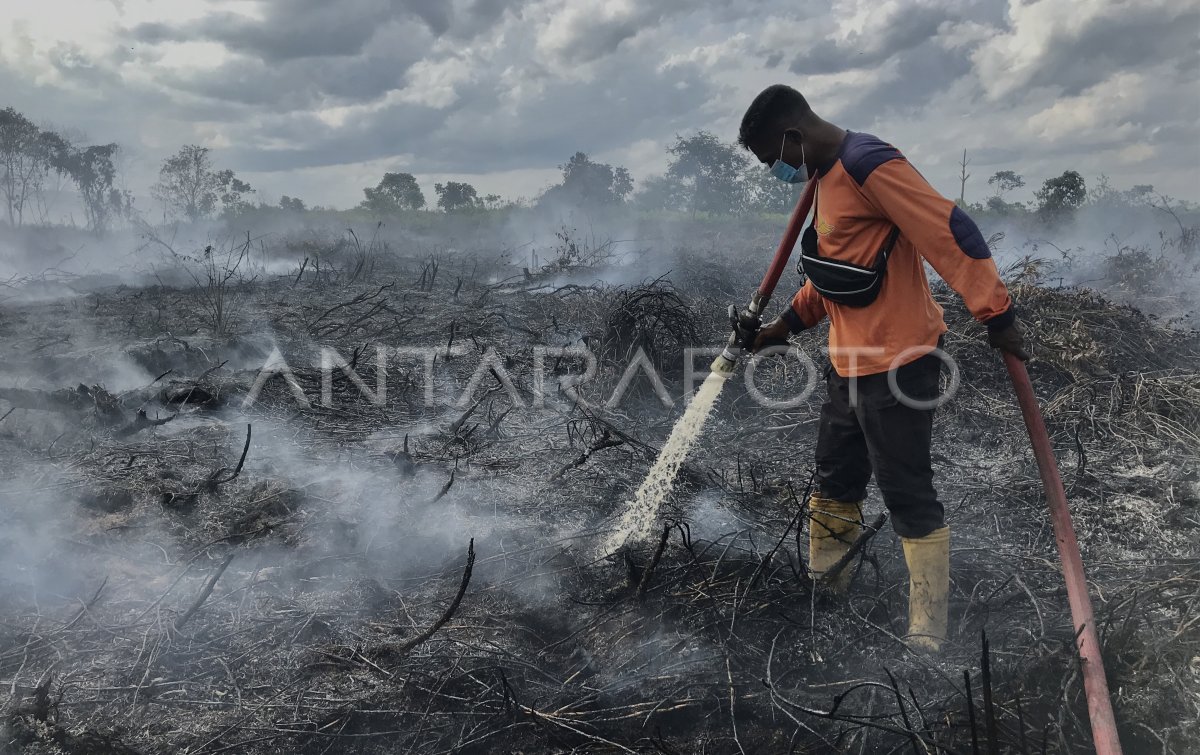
840, 132, 903, 186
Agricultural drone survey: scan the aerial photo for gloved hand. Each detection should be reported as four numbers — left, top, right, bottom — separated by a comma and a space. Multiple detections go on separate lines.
728, 305, 762, 350
752, 317, 791, 353
989, 322, 1030, 361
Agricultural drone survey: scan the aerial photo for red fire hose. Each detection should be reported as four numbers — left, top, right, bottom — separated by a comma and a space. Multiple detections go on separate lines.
1005, 353, 1123, 753
711, 180, 816, 374
757, 180, 817, 301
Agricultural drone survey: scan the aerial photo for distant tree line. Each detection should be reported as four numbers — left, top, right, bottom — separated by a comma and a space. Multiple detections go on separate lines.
0, 106, 131, 232
963, 164, 1169, 224
351, 131, 800, 219
951, 143, 1190, 226
3, 101, 1194, 233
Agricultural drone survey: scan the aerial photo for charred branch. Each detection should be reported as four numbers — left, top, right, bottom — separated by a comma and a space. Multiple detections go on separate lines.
636, 524, 672, 601
553, 428, 624, 479
818, 513, 888, 588
204, 423, 252, 490
391, 539, 475, 660
173, 551, 236, 633
114, 409, 175, 438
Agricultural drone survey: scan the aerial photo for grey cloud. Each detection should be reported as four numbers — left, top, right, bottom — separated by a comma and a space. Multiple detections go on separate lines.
131, 2, 393, 61
449, 0, 511, 38
833, 39, 974, 126
558, 19, 646, 64
541, 0, 702, 65
222, 52, 715, 174
127, 22, 174, 46
1015, 7, 1200, 96
49, 44, 119, 88
129, 0, 515, 62
157, 22, 429, 110
388, 0, 508, 38
788, 4, 951, 76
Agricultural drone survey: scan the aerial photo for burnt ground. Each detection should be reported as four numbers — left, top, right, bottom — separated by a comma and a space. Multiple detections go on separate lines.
0, 228, 1198, 754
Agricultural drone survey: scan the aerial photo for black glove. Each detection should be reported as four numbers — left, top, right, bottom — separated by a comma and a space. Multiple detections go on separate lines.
728, 305, 762, 350
752, 317, 791, 352
989, 322, 1030, 361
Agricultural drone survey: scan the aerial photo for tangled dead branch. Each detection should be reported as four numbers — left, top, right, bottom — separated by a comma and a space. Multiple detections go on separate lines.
599, 277, 701, 374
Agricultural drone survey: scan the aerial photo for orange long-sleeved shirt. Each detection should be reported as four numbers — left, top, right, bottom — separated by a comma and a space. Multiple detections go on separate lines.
780, 131, 1014, 377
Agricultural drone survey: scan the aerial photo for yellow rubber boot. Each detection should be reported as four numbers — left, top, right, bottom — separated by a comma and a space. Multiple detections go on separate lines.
901, 526, 950, 652
808, 496, 863, 592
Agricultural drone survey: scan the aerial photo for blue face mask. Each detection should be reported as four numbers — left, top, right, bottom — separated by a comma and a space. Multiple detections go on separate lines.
769, 132, 807, 184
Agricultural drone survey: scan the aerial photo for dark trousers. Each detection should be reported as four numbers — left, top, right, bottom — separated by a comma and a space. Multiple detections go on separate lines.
814, 351, 945, 539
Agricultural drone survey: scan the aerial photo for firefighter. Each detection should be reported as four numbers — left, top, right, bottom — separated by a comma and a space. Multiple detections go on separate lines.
740, 84, 1029, 651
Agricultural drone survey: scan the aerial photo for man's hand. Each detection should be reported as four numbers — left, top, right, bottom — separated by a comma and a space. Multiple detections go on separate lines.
728, 305, 761, 350
752, 317, 791, 353
989, 322, 1030, 361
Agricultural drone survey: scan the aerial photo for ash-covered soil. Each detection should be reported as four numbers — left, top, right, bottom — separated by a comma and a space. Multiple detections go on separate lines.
1, 227, 1197, 754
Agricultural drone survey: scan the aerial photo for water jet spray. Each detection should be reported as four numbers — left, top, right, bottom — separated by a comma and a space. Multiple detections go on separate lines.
604, 182, 817, 553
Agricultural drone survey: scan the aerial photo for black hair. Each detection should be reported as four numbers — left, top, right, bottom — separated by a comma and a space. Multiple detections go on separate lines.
737, 84, 811, 150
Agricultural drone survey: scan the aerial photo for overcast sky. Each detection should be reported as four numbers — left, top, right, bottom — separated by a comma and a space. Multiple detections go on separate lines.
2, 0, 1197, 210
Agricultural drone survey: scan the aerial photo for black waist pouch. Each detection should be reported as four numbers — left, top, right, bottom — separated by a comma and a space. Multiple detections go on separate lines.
798, 223, 900, 307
